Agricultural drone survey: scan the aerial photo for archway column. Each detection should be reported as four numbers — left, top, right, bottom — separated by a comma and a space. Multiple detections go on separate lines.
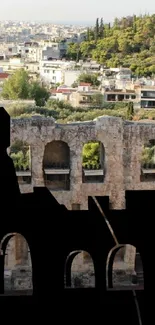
31, 144, 45, 187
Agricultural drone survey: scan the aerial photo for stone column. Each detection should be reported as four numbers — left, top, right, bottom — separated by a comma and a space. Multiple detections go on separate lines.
31, 143, 45, 187
124, 244, 136, 271
15, 234, 28, 265
70, 143, 83, 204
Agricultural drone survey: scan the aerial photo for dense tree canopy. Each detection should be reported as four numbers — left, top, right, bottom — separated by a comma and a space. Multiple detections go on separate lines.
77, 73, 100, 86
2, 69, 30, 100
1, 69, 50, 106
67, 14, 155, 77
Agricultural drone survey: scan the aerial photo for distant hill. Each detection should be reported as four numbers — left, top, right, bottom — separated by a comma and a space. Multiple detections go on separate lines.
67, 14, 155, 77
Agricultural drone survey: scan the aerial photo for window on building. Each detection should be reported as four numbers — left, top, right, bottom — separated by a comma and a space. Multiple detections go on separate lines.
43, 140, 70, 191
82, 141, 105, 183
140, 139, 155, 181
9, 140, 31, 185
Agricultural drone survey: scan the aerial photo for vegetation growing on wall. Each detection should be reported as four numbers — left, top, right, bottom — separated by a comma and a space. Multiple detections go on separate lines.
141, 144, 155, 168
10, 140, 31, 171
82, 142, 101, 169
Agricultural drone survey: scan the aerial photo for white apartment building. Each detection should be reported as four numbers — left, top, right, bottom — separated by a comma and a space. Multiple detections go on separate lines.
39, 60, 75, 85
64, 70, 81, 86
19, 44, 42, 62
0, 58, 25, 72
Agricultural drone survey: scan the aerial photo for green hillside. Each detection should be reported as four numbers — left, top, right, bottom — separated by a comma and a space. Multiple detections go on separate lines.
67, 14, 155, 77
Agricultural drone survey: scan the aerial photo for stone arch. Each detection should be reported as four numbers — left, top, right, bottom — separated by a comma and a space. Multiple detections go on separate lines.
140, 139, 155, 181
43, 140, 70, 190
82, 141, 105, 183
9, 140, 31, 185
106, 244, 144, 289
65, 250, 95, 288
0, 233, 33, 294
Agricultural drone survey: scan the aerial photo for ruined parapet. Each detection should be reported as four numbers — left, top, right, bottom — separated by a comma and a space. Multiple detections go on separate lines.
9, 115, 155, 211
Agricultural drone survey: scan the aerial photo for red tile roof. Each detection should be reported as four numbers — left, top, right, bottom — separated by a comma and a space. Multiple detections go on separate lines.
0, 73, 9, 79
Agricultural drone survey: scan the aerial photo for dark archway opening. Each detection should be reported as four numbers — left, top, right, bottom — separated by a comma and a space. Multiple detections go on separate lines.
43, 140, 70, 191
1, 233, 33, 295
65, 251, 95, 288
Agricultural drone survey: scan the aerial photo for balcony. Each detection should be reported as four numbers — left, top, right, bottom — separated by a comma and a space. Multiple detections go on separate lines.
44, 163, 70, 191
141, 163, 155, 174
83, 169, 104, 176
82, 166, 104, 183
15, 169, 31, 185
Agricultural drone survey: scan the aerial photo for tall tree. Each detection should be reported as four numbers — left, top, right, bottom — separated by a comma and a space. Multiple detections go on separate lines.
1, 69, 30, 100
2, 69, 50, 106
29, 82, 50, 107
95, 18, 99, 42
87, 27, 90, 41
99, 18, 104, 38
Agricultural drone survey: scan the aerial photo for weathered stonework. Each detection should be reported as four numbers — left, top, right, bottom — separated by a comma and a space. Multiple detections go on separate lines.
6, 115, 151, 289
10, 116, 155, 209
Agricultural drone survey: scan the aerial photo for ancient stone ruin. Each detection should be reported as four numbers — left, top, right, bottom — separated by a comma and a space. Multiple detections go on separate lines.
3, 115, 150, 291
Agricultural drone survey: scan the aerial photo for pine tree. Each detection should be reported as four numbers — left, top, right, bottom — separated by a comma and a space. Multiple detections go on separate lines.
95, 18, 99, 42
99, 18, 104, 38
126, 102, 134, 120
87, 28, 90, 41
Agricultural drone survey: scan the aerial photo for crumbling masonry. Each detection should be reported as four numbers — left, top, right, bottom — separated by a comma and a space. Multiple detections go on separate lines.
5, 115, 152, 290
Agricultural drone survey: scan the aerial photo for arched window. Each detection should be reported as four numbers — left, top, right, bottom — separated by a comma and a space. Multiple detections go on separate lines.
9, 140, 31, 185
140, 139, 155, 181
1, 233, 33, 294
107, 244, 144, 289
82, 141, 105, 183
65, 250, 95, 288
43, 140, 70, 191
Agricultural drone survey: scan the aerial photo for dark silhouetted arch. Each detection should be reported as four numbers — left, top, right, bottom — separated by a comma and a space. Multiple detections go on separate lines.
107, 244, 144, 289
65, 250, 95, 288
65, 250, 81, 287
0, 233, 33, 294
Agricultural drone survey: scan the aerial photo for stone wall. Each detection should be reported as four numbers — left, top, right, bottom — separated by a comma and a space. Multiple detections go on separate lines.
6, 115, 150, 289
10, 116, 155, 209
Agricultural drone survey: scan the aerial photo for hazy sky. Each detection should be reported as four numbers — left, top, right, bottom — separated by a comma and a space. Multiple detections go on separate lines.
0, 0, 154, 24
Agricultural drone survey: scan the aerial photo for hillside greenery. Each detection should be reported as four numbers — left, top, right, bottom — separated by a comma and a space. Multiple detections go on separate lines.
6, 99, 155, 123
67, 14, 155, 77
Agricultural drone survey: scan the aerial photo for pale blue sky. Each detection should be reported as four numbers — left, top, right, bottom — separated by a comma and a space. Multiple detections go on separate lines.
0, 0, 154, 24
